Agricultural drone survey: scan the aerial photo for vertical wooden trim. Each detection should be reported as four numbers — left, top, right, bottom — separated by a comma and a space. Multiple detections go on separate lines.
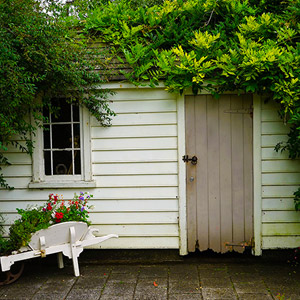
31, 120, 44, 182
30, 107, 45, 183
177, 94, 188, 255
253, 94, 262, 256
82, 106, 93, 182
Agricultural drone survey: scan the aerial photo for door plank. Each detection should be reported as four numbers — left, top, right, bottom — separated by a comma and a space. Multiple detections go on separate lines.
219, 95, 233, 253
195, 96, 209, 251
185, 96, 197, 252
230, 95, 245, 252
206, 95, 221, 252
243, 95, 254, 242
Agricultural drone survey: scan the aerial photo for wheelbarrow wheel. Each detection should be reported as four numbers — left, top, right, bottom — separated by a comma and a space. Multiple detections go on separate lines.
0, 262, 24, 286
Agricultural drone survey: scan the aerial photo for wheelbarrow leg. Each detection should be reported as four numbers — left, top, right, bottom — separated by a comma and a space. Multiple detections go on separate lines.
57, 252, 64, 269
69, 226, 80, 277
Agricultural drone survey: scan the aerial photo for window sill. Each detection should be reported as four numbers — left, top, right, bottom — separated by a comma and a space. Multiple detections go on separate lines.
28, 181, 96, 189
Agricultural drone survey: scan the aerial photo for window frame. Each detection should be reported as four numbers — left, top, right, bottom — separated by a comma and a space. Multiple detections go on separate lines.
29, 105, 95, 189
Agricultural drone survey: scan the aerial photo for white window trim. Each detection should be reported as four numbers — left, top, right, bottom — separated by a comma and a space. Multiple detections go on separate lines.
29, 106, 96, 189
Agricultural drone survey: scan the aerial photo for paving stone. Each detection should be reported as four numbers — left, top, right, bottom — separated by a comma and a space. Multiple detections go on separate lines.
227, 266, 257, 275
134, 295, 167, 300
80, 264, 113, 277
263, 276, 300, 287
108, 272, 138, 282
169, 294, 203, 300
169, 265, 198, 276
134, 289, 167, 300
233, 281, 268, 293
111, 265, 140, 274
37, 277, 75, 293
197, 264, 227, 270
65, 289, 102, 300
139, 266, 168, 278
237, 293, 273, 300
199, 268, 229, 278
72, 276, 106, 289
32, 292, 68, 300
134, 278, 168, 298
100, 296, 133, 300
230, 273, 263, 282
0, 288, 37, 300
169, 280, 201, 294
202, 287, 237, 300
101, 281, 136, 297
201, 277, 233, 289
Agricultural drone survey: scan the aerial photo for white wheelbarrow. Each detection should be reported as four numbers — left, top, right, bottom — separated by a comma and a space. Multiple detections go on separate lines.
0, 221, 118, 278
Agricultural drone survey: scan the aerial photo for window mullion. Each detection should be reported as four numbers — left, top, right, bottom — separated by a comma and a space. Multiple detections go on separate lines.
49, 114, 54, 176
71, 104, 75, 175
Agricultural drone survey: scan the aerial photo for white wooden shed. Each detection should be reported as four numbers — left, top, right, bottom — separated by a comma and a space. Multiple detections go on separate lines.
1, 83, 300, 255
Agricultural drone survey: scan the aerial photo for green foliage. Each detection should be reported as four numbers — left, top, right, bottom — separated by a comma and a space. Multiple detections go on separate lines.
0, 213, 10, 255
0, 0, 115, 189
3, 192, 92, 254
83, 0, 300, 210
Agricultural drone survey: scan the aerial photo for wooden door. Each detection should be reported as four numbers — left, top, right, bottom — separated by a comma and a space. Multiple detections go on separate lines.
185, 94, 253, 253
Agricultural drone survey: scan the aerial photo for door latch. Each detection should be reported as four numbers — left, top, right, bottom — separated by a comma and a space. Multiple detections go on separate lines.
182, 155, 198, 165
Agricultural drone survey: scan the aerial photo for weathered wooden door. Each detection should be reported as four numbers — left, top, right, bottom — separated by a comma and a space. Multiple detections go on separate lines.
185, 94, 253, 253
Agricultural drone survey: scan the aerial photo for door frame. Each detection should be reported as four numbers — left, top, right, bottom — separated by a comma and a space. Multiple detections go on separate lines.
176, 91, 262, 256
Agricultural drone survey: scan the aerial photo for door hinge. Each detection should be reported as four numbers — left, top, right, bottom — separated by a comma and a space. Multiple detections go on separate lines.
225, 238, 254, 249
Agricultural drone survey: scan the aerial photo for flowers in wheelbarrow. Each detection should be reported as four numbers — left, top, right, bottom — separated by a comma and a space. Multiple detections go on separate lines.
46, 192, 92, 224
4, 192, 93, 254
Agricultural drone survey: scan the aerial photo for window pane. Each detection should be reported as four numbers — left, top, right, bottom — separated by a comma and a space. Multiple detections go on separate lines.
52, 124, 72, 149
73, 124, 80, 148
53, 151, 72, 175
43, 125, 50, 149
74, 150, 81, 174
44, 151, 51, 175
73, 105, 79, 122
51, 99, 71, 123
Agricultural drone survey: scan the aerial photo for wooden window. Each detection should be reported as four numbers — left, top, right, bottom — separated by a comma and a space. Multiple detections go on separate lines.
29, 99, 95, 188
43, 100, 81, 176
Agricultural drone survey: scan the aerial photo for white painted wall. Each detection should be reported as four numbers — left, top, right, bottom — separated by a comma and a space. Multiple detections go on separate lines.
0, 84, 180, 249
2, 87, 299, 252
260, 100, 300, 249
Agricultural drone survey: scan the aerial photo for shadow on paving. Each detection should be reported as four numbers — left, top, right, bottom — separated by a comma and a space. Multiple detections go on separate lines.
0, 249, 299, 300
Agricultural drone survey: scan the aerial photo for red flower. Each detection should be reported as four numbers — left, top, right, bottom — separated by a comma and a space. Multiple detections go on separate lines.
55, 212, 64, 223
47, 203, 52, 210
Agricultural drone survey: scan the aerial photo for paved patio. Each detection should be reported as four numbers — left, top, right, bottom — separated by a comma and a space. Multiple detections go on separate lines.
0, 250, 299, 299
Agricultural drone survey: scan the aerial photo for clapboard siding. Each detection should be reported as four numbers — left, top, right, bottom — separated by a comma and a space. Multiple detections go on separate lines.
90, 87, 179, 248
261, 100, 300, 249
0, 86, 179, 249
91, 125, 177, 138
93, 162, 177, 175
92, 137, 177, 150
91, 112, 177, 126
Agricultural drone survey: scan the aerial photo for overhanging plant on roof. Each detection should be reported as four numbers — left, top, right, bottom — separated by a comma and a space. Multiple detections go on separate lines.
0, 0, 115, 189
75, 0, 299, 209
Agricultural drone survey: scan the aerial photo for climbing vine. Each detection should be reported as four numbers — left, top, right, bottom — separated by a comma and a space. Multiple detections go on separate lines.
78, 0, 300, 207
0, 0, 115, 189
